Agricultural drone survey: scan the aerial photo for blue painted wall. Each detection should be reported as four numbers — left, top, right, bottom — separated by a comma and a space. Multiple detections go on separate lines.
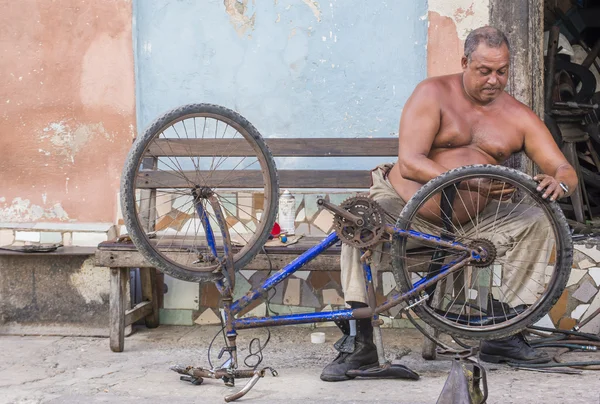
134, 0, 427, 169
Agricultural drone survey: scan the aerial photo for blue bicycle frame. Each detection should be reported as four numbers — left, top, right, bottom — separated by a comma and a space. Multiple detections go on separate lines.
196, 196, 484, 342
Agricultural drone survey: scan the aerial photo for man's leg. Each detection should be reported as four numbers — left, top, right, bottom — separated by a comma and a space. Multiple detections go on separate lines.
467, 201, 554, 364
321, 164, 405, 381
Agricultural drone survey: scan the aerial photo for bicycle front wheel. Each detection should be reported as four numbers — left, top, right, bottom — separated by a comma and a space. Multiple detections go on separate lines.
121, 104, 279, 282
392, 165, 572, 340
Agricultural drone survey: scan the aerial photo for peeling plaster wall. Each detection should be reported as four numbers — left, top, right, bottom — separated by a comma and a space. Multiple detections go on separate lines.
134, 0, 428, 171
0, 0, 136, 224
427, 0, 490, 77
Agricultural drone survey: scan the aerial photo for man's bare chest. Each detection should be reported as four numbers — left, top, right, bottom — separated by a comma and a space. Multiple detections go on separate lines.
433, 109, 523, 161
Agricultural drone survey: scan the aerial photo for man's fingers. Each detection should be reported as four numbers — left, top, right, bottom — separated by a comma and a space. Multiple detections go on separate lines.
537, 177, 553, 192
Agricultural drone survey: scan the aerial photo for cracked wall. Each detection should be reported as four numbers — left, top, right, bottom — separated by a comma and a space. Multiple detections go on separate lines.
427, 0, 490, 77
0, 0, 136, 224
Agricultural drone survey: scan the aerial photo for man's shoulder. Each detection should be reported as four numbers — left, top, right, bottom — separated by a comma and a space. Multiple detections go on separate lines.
414, 74, 459, 96
499, 92, 537, 119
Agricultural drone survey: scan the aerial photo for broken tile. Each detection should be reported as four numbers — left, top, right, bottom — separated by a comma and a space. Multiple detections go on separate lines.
295, 208, 306, 223
323, 289, 345, 305
0, 229, 14, 246
62, 232, 72, 246
533, 314, 556, 331
382, 272, 396, 296
578, 259, 595, 269
154, 210, 192, 231
549, 290, 569, 324
572, 280, 597, 303
580, 312, 600, 334
284, 278, 301, 305
15, 231, 40, 242
582, 290, 600, 322
40, 232, 63, 244
574, 244, 600, 263
163, 275, 200, 310
249, 271, 269, 290
232, 272, 252, 301
237, 298, 263, 317
308, 271, 332, 290
241, 303, 266, 318
155, 192, 173, 218
237, 192, 253, 221
267, 281, 286, 305
566, 269, 587, 287
194, 308, 221, 325
558, 317, 577, 330
295, 271, 310, 281
295, 223, 310, 236
571, 304, 591, 320
308, 223, 327, 237
303, 194, 322, 221
313, 209, 334, 233
240, 270, 257, 280
301, 280, 321, 308
388, 303, 403, 319
588, 267, 600, 287
200, 282, 221, 308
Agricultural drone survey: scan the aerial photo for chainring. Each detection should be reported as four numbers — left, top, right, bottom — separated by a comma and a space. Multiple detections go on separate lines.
333, 195, 386, 249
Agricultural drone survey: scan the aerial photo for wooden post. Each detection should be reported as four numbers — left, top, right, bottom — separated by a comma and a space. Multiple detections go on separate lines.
490, 0, 545, 175
109, 267, 129, 352
140, 267, 160, 328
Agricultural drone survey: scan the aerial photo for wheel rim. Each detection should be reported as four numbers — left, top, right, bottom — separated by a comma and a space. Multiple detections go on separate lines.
395, 170, 567, 333
128, 112, 275, 273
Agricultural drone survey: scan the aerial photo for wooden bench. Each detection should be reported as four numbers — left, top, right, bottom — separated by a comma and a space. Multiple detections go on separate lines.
97, 137, 424, 352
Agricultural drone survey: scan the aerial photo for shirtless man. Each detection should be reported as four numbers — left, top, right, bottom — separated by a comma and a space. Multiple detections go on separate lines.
320, 26, 578, 382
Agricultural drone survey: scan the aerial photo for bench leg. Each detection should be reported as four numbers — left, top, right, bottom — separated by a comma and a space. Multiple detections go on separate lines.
140, 267, 160, 328
109, 267, 129, 352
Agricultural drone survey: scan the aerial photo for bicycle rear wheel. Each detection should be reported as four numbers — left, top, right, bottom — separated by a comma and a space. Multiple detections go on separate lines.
121, 104, 279, 282
392, 165, 572, 340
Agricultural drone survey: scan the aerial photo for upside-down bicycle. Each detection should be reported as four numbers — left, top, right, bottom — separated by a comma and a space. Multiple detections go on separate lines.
120, 104, 573, 402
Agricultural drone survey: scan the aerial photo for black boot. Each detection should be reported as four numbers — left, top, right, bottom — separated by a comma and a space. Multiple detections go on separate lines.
479, 333, 551, 364
320, 304, 378, 382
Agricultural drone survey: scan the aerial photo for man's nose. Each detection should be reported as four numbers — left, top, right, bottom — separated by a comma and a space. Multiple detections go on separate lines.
487, 74, 498, 86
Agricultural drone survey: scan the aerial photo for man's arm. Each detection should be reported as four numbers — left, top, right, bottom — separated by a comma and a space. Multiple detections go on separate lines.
522, 108, 578, 201
396, 80, 448, 184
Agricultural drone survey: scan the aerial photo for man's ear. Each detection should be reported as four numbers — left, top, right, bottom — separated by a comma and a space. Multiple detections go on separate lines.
461, 56, 468, 71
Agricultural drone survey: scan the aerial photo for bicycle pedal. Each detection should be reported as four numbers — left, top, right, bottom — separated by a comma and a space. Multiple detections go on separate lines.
180, 375, 203, 385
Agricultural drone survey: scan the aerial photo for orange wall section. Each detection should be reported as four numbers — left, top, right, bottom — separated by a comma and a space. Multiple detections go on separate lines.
0, 0, 135, 223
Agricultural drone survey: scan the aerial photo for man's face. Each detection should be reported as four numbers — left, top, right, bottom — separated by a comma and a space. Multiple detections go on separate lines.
461, 43, 509, 104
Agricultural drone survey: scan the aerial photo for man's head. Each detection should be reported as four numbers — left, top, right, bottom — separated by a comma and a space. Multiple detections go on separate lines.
461, 26, 510, 104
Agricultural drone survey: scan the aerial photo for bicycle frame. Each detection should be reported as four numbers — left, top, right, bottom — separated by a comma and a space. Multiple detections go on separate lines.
198, 194, 483, 339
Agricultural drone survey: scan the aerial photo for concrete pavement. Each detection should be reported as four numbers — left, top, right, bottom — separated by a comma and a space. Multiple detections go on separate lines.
0, 325, 598, 404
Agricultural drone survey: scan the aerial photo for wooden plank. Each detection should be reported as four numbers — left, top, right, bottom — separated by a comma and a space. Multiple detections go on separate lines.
147, 138, 398, 157
96, 248, 434, 272
109, 268, 129, 353
140, 268, 160, 328
137, 169, 372, 189
124, 301, 153, 326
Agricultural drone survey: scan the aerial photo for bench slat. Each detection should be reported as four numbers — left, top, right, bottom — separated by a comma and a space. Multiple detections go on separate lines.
138, 169, 374, 189
148, 138, 398, 157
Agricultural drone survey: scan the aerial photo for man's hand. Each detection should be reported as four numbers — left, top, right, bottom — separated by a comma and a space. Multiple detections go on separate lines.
534, 174, 566, 201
